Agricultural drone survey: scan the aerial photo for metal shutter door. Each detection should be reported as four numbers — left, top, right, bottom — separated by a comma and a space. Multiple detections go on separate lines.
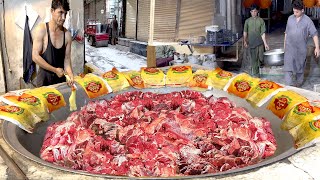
178, 0, 214, 40
96, 0, 106, 23
154, 0, 177, 41
125, 0, 137, 39
84, 4, 90, 23
89, 2, 96, 20
137, 0, 150, 41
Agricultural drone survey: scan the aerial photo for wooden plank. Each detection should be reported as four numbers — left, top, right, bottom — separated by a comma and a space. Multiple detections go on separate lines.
147, 45, 156, 67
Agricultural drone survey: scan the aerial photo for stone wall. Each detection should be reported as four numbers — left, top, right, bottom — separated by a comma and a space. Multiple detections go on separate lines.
0, 0, 84, 92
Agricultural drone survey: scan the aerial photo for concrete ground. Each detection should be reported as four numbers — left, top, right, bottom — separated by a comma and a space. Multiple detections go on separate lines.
85, 33, 320, 92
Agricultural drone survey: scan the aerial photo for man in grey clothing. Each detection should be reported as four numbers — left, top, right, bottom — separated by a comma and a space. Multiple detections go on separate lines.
284, 0, 320, 87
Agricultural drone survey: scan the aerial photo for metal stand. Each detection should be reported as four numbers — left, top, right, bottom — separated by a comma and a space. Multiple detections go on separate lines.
180, 39, 240, 62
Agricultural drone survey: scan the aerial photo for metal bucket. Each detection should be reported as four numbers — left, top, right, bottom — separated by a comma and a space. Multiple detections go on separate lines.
2, 83, 298, 178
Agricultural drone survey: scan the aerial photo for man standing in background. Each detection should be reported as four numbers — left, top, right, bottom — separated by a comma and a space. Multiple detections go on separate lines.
32, 0, 74, 87
243, 4, 269, 77
111, 15, 118, 45
284, 0, 320, 87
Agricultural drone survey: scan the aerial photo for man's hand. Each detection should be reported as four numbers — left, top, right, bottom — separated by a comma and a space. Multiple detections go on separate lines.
315, 48, 320, 58
64, 73, 75, 87
67, 75, 74, 87
244, 41, 248, 48
55, 68, 64, 78
265, 44, 270, 51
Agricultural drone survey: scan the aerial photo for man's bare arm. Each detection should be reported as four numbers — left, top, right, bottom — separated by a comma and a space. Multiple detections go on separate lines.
32, 23, 64, 77
64, 30, 74, 84
313, 35, 320, 58
261, 33, 269, 50
284, 33, 286, 50
243, 31, 248, 48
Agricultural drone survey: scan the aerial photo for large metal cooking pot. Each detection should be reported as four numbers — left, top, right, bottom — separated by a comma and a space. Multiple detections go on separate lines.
263, 49, 284, 66
1, 82, 298, 179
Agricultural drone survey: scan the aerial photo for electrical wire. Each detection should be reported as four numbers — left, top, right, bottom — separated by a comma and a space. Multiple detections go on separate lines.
0, 0, 8, 92
1, 0, 11, 72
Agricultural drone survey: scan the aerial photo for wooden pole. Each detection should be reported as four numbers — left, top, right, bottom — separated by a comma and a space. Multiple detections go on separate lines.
135, 0, 139, 40
147, 0, 156, 67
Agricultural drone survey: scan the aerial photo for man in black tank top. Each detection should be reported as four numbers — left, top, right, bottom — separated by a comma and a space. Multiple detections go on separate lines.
32, 0, 74, 87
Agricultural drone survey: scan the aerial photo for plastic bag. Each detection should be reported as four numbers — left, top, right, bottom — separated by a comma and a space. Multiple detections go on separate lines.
267, 90, 307, 119
101, 67, 130, 92
209, 68, 234, 90
69, 86, 77, 111
25, 87, 66, 113
0, 101, 7, 106
247, 80, 285, 107
0, 91, 49, 121
65, 74, 77, 112
122, 70, 145, 89
289, 119, 320, 149
281, 102, 320, 130
188, 69, 212, 90
74, 12, 84, 43
74, 73, 112, 99
166, 66, 192, 87
225, 73, 260, 99
0, 105, 41, 133
140, 67, 165, 88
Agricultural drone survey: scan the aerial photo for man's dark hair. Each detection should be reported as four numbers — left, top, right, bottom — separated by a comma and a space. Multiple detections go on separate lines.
250, 4, 259, 11
292, 0, 304, 10
51, 0, 70, 11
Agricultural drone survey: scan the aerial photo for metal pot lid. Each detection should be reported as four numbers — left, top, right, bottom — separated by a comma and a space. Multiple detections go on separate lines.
264, 49, 284, 56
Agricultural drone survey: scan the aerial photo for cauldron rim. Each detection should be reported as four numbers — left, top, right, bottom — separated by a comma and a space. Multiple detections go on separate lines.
2, 86, 299, 178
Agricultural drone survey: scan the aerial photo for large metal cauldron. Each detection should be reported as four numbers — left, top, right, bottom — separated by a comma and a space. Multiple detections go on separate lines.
2, 83, 298, 179
263, 49, 284, 66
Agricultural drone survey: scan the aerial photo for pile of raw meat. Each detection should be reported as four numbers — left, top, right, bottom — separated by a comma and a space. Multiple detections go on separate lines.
40, 90, 277, 177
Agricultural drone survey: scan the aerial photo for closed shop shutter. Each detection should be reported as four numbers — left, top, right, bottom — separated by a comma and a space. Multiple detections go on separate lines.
84, 4, 90, 23
126, 0, 137, 39
137, 0, 150, 42
178, 0, 215, 40
96, 0, 106, 24
154, 0, 177, 41
89, 2, 96, 20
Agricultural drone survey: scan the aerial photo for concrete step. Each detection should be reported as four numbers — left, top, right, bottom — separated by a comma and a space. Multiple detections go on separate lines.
129, 41, 148, 57
118, 38, 134, 47
114, 44, 130, 52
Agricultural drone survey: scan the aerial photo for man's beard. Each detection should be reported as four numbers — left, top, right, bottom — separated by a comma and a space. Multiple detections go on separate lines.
57, 20, 65, 26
